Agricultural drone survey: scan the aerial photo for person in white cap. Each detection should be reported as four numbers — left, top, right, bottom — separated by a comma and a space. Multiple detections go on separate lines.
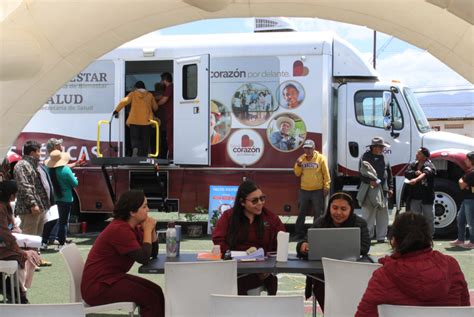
270, 116, 296, 151
293, 139, 331, 239
357, 137, 393, 243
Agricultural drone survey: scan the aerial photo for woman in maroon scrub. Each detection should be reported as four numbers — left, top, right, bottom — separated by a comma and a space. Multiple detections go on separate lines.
212, 180, 286, 295
81, 190, 164, 317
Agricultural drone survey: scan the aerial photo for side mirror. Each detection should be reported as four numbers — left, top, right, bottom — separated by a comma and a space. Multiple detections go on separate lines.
382, 91, 392, 117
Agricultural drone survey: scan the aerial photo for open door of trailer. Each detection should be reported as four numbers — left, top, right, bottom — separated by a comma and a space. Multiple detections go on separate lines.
173, 54, 210, 165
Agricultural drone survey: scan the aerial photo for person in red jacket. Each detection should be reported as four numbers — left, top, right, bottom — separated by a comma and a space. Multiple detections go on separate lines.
356, 212, 470, 317
212, 180, 286, 295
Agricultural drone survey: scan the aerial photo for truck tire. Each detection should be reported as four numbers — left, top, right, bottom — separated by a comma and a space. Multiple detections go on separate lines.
433, 178, 461, 237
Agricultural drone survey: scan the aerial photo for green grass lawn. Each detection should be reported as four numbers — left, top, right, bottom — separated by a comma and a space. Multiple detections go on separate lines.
26, 212, 473, 316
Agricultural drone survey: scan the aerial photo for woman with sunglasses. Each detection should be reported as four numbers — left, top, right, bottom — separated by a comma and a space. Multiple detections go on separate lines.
212, 180, 285, 295
296, 192, 371, 312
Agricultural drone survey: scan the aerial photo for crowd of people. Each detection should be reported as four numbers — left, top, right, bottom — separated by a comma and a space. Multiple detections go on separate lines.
0, 135, 472, 314
0, 138, 79, 303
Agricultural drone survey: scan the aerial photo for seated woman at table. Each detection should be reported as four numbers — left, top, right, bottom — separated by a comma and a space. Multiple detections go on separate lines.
212, 180, 286, 295
356, 212, 470, 317
296, 192, 370, 311
81, 190, 164, 317
0, 180, 41, 304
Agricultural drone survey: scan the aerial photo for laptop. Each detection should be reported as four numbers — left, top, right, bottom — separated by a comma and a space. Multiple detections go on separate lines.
307, 227, 361, 261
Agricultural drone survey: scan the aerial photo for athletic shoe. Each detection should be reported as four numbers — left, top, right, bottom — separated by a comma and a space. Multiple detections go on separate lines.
460, 242, 474, 249
449, 239, 465, 246
39, 259, 52, 267
40, 243, 48, 251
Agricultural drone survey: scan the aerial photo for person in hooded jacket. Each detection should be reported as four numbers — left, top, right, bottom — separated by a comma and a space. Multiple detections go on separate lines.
356, 212, 470, 317
296, 192, 371, 311
113, 81, 158, 157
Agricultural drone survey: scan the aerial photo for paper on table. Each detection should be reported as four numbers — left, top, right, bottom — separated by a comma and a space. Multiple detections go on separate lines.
231, 248, 265, 261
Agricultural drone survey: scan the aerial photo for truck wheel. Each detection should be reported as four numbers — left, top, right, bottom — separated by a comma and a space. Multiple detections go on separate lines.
433, 178, 461, 237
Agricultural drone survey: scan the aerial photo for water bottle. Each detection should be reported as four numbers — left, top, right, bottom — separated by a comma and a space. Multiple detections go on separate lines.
166, 222, 177, 257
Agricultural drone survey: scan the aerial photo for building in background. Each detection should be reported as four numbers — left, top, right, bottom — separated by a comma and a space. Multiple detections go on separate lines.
417, 91, 474, 138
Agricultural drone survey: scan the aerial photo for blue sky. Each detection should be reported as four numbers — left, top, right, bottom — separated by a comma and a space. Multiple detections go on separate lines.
128, 17, 473, 93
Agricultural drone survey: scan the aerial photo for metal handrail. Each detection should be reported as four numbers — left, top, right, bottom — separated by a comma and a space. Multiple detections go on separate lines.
96, 120, 110, 158
149, 119, 159, 158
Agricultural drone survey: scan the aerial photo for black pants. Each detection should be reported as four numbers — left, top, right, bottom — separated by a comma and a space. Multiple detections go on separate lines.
130, 124, 150, 157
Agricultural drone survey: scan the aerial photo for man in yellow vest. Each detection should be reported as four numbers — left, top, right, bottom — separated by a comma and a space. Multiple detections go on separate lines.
293, 139, 331, 239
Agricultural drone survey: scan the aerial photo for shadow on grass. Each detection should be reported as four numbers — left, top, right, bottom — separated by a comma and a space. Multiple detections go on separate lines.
445, 246, 473, 252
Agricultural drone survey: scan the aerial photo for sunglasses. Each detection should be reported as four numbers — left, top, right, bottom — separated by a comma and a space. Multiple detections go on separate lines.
245, 195, 267, 205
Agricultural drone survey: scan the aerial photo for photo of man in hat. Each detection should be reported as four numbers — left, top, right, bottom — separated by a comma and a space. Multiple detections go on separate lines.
404, 147, 436, 236
269, 115, 297, 151
356, 137, 393, 243
293, 139, 331, 239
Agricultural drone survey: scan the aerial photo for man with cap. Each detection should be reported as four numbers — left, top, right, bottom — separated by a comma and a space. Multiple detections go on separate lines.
270, 116, 296, 151
357, 137, 393, 243
293, 139, 331, 239
404, 147, 437, 236
14, 140, 52, 235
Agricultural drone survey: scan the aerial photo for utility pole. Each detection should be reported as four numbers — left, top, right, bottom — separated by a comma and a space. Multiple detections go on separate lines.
373, 30, 377, 69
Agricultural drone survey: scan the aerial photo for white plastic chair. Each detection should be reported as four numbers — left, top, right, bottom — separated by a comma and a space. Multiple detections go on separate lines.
0, 302, 85, 316
0, 260, 21, 303
60, 243, 136, 316
165, 260, 238, 317
322, 257, 381, 317
209, 294, 305, 317
378, 304, 474, 316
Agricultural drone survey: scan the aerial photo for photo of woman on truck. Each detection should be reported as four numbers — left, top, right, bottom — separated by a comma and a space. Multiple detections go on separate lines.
278, 81, 305, 109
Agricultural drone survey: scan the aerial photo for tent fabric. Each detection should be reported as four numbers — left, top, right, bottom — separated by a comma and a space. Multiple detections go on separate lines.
0, 0, 473, 155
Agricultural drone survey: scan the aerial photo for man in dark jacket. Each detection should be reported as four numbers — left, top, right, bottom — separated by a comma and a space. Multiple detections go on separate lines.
404, 147, 436, 236
14, 140, 51, 235
358, 137, 394, 243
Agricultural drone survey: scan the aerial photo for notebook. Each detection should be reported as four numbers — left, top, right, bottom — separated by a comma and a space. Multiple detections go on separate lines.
307, 227, 361, 261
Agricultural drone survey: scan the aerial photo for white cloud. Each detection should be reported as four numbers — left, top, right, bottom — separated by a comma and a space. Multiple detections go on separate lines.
376, 49, 472, 89
290, 18, 374, 41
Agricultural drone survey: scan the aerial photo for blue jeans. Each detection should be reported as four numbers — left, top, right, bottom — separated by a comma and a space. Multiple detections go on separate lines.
457, 199, 474, 243
57, 201, 73, 245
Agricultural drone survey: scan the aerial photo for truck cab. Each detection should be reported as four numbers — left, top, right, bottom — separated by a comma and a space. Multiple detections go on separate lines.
337, 81, 473, 236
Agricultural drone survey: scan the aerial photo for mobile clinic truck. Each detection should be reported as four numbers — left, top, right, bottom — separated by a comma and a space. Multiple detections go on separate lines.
13, 31, 473, 236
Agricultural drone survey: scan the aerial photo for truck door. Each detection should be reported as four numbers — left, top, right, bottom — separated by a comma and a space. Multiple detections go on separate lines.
339, 83, 412, 177
173, 55, 210, 165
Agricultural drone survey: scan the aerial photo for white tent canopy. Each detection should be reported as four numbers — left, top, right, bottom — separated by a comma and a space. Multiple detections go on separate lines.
0, 0, 472, 155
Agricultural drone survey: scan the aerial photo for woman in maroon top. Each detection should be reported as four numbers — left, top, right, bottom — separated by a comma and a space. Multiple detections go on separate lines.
212, 180, 286, 295
81, 190, 164, 317
356, 212, 469, 317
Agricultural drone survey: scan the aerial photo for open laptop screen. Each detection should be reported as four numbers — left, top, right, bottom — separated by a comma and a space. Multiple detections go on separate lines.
307, 227, 361, 261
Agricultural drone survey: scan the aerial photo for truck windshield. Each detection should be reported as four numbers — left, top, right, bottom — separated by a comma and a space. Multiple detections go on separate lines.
403, 87, 431, 133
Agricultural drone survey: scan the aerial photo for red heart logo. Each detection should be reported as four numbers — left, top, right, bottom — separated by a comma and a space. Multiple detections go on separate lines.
293, 61, 309, 77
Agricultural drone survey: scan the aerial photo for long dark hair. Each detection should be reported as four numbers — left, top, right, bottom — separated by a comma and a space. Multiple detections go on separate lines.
0, 180, 18, 220
113, 190, 146, 221
48, 168, 63, 198
0, 180, 17, 204
322, 192, 355, 225
226, 180, 264, 249
389, 212, 432, 255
